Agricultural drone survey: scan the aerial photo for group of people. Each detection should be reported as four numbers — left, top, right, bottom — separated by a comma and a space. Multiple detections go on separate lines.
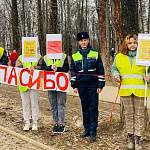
0, 32, 150, 149
14, 31, 104, 144
0, 47, 18, 66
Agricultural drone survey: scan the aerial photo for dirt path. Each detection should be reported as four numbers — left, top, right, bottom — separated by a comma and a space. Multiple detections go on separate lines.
0, 85, 150, 150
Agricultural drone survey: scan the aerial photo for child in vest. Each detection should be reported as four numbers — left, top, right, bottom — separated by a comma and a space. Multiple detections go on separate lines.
41, 53, 69, 134
111, 34, 150, 150
16, 54, 42, 131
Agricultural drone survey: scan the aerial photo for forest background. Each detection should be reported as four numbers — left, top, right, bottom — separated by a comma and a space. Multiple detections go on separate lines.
0, 0, 150, 74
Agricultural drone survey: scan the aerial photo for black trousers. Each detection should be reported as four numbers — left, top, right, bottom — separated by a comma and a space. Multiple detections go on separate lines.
78, 86, 99, 137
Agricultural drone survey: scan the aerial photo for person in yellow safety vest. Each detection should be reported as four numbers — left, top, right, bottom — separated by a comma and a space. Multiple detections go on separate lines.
111, 34, 150, 150
15, 54, 42, 131
41, 53, 69, 134
0, 47, 8, 65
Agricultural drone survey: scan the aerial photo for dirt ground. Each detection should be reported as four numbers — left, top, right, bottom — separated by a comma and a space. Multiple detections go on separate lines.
0, 85, 150, 150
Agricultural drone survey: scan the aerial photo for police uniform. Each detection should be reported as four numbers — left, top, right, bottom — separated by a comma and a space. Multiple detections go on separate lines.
70, 32, 105, 140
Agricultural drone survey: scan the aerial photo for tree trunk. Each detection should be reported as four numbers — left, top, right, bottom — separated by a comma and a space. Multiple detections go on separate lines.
85, 0, 88, 31
37, 0, 45, 55
79, 0, 84, 31
21, 0, 26, 36
66, 0, 72, 56
139, 0, 144, 33
121, 0, 139, 36
148, 0, 150, 33
105, 0, 111, 74
99, 0, 106, 64
49, 0, 58, 33
11, 0, 20, 50
112, 0, 124, 41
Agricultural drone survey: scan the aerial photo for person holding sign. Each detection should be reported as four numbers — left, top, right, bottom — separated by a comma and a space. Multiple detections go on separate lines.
70, 32, 105, 143
42, 53, 69, 134
16, 53, 42, 131
112, 34, 150, 150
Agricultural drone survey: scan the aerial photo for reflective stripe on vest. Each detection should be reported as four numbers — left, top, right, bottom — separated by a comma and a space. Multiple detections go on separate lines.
121, 74, 143, 79
78, 70, 83, 72
70, 76, 76, 82
88, 69, 96, 72
116, 53, 150, 97
44, 54, 66, 67
120, 85, 145, 89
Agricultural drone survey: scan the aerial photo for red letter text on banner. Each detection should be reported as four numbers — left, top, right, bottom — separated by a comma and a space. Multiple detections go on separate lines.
20, 68, 30, 86
28, 70, 43, 90
8, 67, 17, 85
56, 72, 69, 91
0, 65, 8, 82
44, 71, 55, 90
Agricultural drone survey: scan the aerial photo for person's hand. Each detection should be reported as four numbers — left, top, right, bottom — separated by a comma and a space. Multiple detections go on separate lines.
144, 75, 150, 82
97, 88, 102, 93
30, 66, 34, 70
51, 65, 57, 72
8, 59, 11, 66
73, 88, 78, 94
114, 75, 121, 83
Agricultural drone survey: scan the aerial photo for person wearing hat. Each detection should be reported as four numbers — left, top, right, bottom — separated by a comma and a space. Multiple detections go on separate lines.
0, 47, 8, 65
70, 32, 105, 143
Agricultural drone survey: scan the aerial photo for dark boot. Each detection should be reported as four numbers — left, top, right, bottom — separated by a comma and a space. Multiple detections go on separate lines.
135, 135, 143, 150
89, 136, 96, 143
126, 134, 134, 150
80, 131, 90, 138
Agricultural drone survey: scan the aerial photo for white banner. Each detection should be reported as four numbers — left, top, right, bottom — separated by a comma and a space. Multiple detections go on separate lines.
0, 65, 69, 92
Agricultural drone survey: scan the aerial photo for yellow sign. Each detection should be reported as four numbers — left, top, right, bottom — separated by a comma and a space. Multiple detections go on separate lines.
139, 40, 150, 60
24, 40, 36, 58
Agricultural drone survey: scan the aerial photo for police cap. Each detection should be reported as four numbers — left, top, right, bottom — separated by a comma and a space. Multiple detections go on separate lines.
77, 32, 89, 41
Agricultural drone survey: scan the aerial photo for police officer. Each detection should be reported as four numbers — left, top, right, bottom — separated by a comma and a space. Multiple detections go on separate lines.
70, 32, 105, 142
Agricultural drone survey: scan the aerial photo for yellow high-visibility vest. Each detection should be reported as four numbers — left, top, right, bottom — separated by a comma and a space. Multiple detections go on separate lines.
18, 55, 41, 92
0, 47, 4, 59
116, 53, 150, 97
44, 54, 66, 67
72, 50, 98, 62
